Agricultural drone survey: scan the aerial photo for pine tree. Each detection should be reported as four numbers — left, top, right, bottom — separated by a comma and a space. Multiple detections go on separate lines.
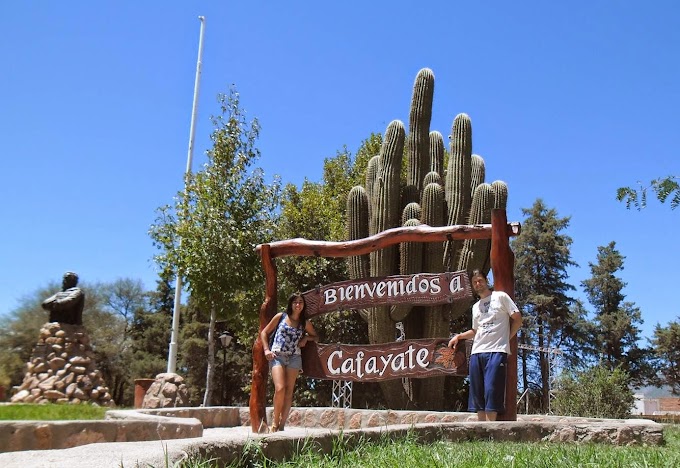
581, 242, 653, 386
127, 277, 174, 391
651, 319, 680, 395
512, 199, 579, 412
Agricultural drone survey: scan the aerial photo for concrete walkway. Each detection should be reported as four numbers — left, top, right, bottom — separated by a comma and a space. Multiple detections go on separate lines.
0, 425, 337, 468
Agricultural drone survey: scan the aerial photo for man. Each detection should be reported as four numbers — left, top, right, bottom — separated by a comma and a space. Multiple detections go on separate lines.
41, 271, 85, 325
448, 269, 522, 421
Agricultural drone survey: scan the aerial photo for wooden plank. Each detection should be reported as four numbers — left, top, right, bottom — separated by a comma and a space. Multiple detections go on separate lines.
256, 223, 521, 259
301, 339, 469, 381
301, 271, 472, 317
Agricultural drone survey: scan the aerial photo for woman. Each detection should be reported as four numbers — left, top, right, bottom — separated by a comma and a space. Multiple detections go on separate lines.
261, 292, 318, 432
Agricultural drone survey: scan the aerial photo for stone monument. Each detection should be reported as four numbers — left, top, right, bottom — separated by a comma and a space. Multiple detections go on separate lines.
10, 272, 114, 406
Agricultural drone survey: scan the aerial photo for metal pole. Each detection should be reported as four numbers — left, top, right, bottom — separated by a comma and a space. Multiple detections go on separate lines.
167, 15, 206, 374
222, 346, 227, 405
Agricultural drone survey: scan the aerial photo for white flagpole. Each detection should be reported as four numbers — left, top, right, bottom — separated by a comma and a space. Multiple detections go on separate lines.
167, 15, 206, 374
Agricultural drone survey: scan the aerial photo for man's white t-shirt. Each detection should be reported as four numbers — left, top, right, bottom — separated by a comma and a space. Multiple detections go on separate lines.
470, 291, 519, 355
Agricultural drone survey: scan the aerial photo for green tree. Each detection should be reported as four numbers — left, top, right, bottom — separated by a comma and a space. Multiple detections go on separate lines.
275, 134, 380, 294
176, 298, 209, 405
149, 88, 280, 406
102, 278, 146, 340
651, 319, 680, 395
0, 284, 59, 391
171, 294, 255, 407
512, 199, 580, 412
554, 364, 635, 418
581, 242, 653, 386
127, 276, 174, 395
95, 278, 148, 405
617, 175, 680, 210
273, 134, 385, 408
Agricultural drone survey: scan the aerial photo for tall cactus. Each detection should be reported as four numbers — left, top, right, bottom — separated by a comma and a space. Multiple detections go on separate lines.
415, 181, 449, 407
345, 68, 510, 410
369, 120, 407, 406
444, 113, 473, 270
406, 68, 434, 200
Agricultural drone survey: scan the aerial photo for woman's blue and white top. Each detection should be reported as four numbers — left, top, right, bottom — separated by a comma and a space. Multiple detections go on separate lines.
270, 313, 304, 355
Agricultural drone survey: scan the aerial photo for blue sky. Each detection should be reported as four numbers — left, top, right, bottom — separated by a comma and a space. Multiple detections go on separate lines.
0, 2, 677, 342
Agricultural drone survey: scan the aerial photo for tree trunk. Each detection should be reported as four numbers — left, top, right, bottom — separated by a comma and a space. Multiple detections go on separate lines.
537, 320, 550, 412
520, 331, 529, 413
202, 305, 217, 407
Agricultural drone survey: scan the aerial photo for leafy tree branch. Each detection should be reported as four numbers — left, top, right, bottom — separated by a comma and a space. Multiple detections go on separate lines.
617, 175, 679, 210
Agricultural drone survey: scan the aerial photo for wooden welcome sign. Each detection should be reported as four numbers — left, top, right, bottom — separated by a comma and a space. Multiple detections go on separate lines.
299, 271, 472, 381
301, 271, 472, 317
249, 213, 521, 432
301, 339, 470, 381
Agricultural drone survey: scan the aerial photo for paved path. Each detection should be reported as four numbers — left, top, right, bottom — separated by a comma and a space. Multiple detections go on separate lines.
0, 426, 336, 468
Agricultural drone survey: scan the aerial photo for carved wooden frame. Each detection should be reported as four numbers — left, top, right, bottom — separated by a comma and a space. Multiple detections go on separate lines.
249, 209, 520, 431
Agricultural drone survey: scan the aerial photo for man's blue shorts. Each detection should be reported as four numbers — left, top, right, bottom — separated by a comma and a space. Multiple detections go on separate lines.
269, 353, 302, 370
468, 352, 507, 413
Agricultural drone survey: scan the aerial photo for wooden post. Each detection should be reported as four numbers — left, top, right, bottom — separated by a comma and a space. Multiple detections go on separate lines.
491, 209, 518, 421
249, 244, 278, 432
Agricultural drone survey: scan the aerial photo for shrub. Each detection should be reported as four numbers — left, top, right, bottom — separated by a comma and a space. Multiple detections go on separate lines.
553, 364, 635, 418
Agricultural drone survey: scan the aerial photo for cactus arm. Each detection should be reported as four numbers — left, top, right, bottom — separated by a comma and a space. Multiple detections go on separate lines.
401, 202, 422, 226
444, 113, 473, 267
458, 183, 494, 275
365, 155, 380, 234
492, 180, 508, 210
471, 154, 485, 194
429, 131, 445, 179
369, 119, 404, 347
372, 120, 405, 246
390, 218, 422, 322
483, 180, 509, 272
423, 170, 442, 188
406, 68, 435, 196
346, 185, 371, 322
421, 182, 445, 271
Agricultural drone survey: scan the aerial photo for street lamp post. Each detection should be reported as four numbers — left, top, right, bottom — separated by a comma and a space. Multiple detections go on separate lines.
218, 332, 232, 405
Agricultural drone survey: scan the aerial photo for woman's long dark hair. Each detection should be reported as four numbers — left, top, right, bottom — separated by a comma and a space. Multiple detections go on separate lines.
285, 292, 307, 329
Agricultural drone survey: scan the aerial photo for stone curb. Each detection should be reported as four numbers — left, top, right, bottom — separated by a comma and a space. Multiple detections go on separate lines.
0, 407, 665, 466
0, 409, 202, 453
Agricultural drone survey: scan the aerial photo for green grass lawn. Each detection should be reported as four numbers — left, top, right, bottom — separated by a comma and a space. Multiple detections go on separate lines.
0, 403, 109, 420
220, 425, 680, 468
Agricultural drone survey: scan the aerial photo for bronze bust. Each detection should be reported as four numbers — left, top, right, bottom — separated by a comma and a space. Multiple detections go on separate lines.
41, 271, 85, 325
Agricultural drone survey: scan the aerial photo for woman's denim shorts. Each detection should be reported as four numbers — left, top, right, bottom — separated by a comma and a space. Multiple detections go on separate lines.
269, 353, 302, 370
